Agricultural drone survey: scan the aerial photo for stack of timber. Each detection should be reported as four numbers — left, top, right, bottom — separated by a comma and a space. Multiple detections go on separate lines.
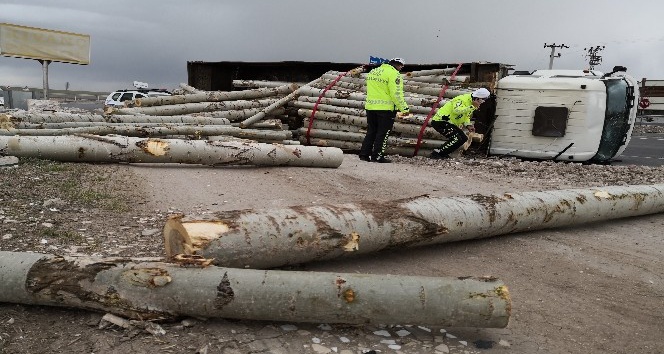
234, 66, 492, 157
0, 82, 346, 168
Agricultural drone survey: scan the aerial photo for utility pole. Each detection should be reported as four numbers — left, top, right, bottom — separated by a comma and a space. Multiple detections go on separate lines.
584, 45, 605, 70
544, 43, 569, 69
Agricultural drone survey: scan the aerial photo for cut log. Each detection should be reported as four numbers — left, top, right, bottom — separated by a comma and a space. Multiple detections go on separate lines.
297, 128, 446, 149
179, 83, 202, 93
0, 135, 343, 167
298, 109, 444, 139
232, 80, 303, 89
2, 112, 106, 123
240, 74, 331, 128
109, 98, 279, 116
0, 252, 510, 327
163, 184, 664, 269
0, 125, 291, 140
133, 84, 297, 107
190, 107, 286, 121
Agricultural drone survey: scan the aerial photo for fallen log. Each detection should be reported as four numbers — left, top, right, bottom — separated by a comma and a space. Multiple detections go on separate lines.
15, 121, 230, 129
109, 98, 279, 116
232, 80, 302, 89
164, 184, 664, 269
133, 84, 297, 107
0, 135, 343, 167
298, 109, 444, 139
179, 83, 202, 93
297, 128, 446, 149
191, 107, 286, 121
240, 74, 331, 128
0, 252, 510, 327
2, 112, 106, 123
0, 125, 291, 140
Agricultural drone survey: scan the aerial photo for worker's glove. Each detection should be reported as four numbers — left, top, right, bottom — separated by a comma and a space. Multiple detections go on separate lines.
396, 111, 413, 119
465, 125, 476, 133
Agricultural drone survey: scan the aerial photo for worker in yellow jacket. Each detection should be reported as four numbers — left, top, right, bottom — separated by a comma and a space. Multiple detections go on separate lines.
429, 88, 491, 159
360, 58, 411, 163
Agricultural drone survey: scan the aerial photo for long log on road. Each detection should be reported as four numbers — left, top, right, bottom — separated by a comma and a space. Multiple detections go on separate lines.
164, 184, 664, 269
0, 135, 343, 167
0, 252, 510, 327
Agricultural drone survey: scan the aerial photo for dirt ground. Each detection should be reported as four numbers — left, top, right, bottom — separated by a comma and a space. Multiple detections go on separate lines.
1, 150, 663, 354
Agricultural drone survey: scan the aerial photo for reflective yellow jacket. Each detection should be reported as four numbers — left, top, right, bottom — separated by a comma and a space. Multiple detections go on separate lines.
364, 64, 409, 112
431, 93, 475, 126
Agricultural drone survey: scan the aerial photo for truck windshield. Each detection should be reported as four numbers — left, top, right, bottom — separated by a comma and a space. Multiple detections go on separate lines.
592, 79, 631, 162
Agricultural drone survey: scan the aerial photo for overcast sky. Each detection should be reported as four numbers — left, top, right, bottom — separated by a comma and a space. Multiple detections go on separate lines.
1, 0, 663, 92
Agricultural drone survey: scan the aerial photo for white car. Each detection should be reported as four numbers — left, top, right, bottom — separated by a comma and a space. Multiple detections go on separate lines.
104, 89, 171, 108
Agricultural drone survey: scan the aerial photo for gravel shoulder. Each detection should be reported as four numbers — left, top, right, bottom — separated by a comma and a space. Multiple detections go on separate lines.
1, 152, 663, 354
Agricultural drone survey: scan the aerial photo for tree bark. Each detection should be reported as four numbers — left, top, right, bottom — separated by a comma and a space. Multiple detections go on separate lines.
298, 109, 444, 139
179, 83, 202, 93
239, 75, 331, 128
134, 84, 297, 107
109, 99, 279, 116
0, 135, 343, 167
0, 125, 291, 140
0, 251, 510, 327
163, 184, 664, 269
2, 112, 106, 123
297, 128, 446, 149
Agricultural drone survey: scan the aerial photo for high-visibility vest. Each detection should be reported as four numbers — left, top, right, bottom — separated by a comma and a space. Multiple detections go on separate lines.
431, 93, 475, 126
364, 64, 409, 112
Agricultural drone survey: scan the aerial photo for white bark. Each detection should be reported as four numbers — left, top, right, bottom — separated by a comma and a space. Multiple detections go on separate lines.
134, 84, 297, 107
0, 252, 510, 327
0, 135, 343, 167
163, 184, 664, 269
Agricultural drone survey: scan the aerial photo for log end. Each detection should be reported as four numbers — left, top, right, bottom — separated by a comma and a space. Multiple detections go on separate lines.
163, 215, 230, 258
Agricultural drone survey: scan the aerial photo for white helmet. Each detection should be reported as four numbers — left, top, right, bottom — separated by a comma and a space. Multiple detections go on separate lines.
472, 88, 491, 99
389, 57, 406, 66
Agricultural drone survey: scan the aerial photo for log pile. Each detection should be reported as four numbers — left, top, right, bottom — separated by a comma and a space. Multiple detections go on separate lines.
230, 66, 490, 157
0, 83, 347, 168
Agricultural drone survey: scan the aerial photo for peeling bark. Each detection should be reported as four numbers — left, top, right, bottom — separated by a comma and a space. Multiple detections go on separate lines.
0, 135, 343, 167
163, 185, 664, 269
0, 252, 511, 327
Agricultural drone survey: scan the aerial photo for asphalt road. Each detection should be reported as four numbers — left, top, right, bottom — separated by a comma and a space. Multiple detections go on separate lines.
614, 131, 664, 167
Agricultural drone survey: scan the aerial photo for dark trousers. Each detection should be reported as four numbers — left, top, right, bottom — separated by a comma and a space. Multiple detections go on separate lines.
360, 110, 396, 160
430, 120, 468, 156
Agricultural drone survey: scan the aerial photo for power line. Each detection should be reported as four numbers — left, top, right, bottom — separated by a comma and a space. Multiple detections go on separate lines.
544, 43, 569, 69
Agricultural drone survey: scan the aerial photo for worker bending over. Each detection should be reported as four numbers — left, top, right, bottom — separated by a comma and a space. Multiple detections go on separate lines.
429, 88, 491, 159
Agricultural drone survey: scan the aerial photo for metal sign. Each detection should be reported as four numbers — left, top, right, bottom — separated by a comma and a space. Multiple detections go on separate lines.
0, 23, 90, 64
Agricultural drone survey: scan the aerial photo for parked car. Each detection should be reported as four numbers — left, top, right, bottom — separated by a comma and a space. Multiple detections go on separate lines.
104, 89, 171, 108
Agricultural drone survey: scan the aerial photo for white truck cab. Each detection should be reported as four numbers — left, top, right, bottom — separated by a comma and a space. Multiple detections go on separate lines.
489, 67, 639, 162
